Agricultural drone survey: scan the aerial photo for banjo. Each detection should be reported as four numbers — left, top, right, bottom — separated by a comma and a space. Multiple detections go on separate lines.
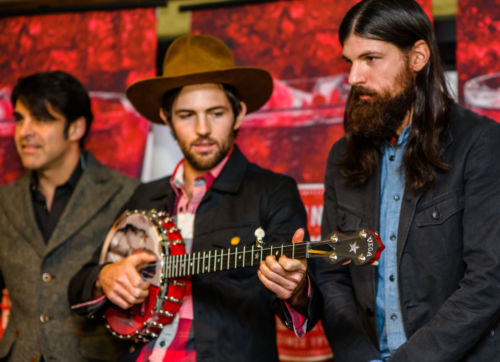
99, 209, 384, 342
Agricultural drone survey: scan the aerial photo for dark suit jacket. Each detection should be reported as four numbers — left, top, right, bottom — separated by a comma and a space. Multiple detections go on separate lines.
311, 104, 500, 362
69, 146, 309, 362
0, 153, 138, 361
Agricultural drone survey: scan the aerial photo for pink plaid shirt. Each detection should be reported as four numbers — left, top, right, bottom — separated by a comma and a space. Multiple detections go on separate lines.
137, 154, 228, 362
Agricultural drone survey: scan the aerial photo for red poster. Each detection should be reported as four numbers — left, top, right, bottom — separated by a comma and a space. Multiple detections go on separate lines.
457, 0, 500, 122
0, 9, 156, 184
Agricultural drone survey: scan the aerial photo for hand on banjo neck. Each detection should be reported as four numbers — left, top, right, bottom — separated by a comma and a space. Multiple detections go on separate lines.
258, 227, 309, 314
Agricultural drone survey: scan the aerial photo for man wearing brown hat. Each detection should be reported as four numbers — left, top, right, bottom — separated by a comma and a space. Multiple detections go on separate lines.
69, 34, 313, 361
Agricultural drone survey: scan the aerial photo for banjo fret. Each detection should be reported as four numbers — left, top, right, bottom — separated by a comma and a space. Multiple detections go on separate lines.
166, 242, 319, 276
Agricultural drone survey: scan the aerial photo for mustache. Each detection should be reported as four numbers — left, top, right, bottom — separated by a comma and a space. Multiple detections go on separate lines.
191, 136, 217, 146
350, 86, 378, 98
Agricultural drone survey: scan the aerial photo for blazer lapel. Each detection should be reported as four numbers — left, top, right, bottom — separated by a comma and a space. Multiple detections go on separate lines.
44, 155, 121, 255
1, 175, 46, 257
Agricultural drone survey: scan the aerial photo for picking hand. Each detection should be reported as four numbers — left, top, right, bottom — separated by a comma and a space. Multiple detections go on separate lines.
97, 251, 157, 309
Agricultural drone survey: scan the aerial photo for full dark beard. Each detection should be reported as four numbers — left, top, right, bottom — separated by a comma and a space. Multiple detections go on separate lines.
345, 68, 416, 141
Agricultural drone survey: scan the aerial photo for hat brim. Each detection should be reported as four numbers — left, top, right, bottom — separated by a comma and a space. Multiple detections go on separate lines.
126, 67, 273, 124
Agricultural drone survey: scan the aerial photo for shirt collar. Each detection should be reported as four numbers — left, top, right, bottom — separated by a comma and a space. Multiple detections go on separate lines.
395, 125, 411, 146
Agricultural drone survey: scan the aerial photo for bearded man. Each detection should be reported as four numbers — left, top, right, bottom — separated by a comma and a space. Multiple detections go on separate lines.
309, 0, 500, 361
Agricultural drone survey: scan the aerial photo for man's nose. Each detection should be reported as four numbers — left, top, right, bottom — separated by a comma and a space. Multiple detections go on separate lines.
348, 63, 365, 86
195, 115, 211, 136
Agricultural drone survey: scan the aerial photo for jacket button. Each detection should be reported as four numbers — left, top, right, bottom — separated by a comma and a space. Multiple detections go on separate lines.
40, 313, 50, 323
432, 210, 440, 220
42, 273, 53, 282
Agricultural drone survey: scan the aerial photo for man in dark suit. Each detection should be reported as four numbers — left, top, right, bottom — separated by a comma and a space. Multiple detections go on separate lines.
0, 71, 138, 361
69, 34, 312, 361
310, 0, 500, 361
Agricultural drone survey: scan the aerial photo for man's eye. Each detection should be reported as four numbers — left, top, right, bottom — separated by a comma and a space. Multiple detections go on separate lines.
212, 111, 224, 117
179, 113, 193, 119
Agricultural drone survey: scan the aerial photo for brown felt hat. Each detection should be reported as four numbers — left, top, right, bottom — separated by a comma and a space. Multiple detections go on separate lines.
126, 34, 274, 124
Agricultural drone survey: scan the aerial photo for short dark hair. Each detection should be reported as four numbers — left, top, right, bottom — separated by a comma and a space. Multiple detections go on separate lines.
11, 71, 93, 148
337, 0, 452, 192
160, 83, 243, 125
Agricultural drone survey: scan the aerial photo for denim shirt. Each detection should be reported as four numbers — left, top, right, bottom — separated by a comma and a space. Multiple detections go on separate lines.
375, 126, 410, 360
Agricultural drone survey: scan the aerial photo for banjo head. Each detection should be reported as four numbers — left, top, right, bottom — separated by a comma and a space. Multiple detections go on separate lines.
100, 209, 187, 342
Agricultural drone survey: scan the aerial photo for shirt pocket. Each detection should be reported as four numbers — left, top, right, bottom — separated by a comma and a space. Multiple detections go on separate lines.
415, 192, 464, 227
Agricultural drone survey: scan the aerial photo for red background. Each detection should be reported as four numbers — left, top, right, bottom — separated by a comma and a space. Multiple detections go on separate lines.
0, 9, 155, 184
456, 0, 500, 122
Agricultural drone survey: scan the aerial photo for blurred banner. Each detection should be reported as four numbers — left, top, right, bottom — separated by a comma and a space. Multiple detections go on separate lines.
457, 0, 500, 122
0, 8, 156, 338
0, 9, 155, 185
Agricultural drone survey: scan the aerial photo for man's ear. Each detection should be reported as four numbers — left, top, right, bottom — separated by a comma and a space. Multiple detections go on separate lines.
68, 116, 86, 142
409, 40, 430, 72
159, 108, 172, 129
233, 102, 247, 130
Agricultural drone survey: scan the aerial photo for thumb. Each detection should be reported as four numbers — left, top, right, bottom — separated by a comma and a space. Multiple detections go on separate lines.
127, 251, 157, 266
292, 228, 305, 244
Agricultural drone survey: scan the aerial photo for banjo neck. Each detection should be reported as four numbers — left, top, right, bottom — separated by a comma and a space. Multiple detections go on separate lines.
164, 230, 383, 279
166, 242, 307, 278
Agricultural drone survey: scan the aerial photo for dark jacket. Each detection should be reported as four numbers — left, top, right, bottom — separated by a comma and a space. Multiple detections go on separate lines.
311, 104, 500, 362
0, 153, 138, 362
69, 146, 309, 362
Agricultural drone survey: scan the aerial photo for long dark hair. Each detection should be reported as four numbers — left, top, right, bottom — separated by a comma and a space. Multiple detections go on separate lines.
337, 0, 452, 192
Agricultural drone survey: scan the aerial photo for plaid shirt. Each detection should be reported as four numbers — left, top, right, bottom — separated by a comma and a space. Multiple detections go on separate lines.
137, 154, 228, 362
